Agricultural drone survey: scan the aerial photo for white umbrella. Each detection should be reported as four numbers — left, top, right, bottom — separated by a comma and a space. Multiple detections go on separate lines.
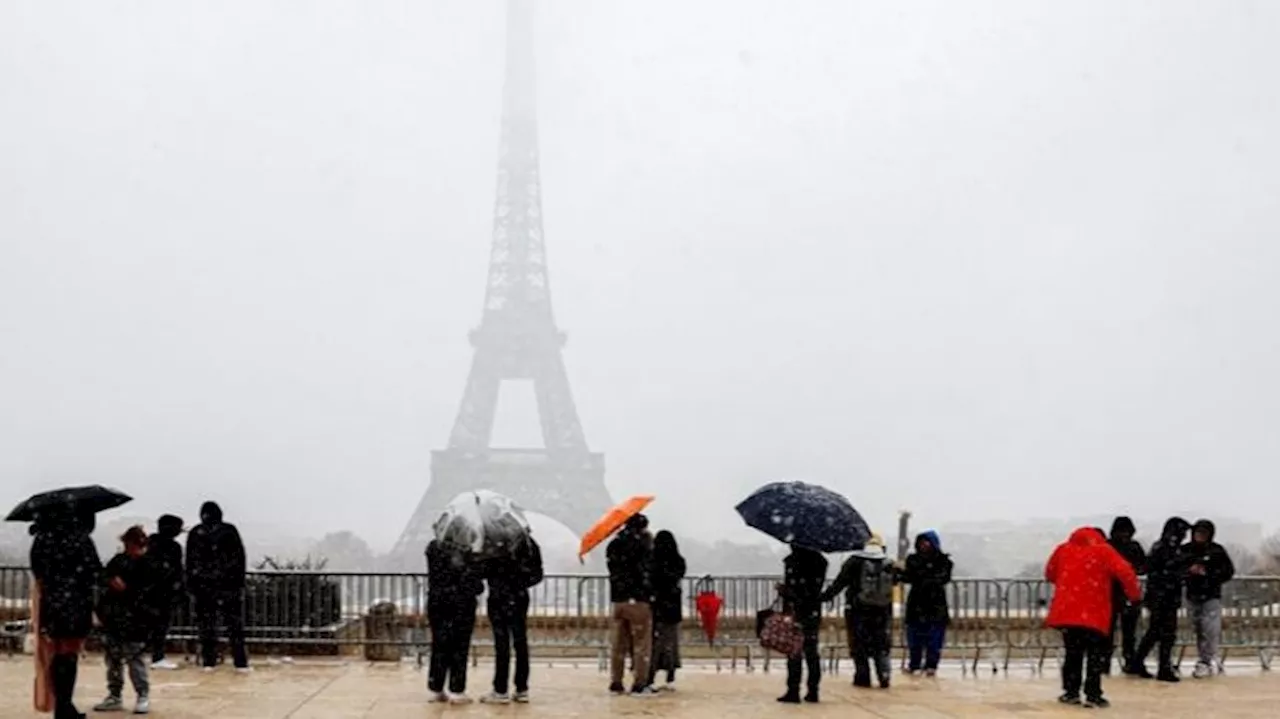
432, 490, 531, 556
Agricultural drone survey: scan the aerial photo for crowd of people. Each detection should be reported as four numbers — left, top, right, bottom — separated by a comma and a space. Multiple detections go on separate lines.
25, 502, 1239, 715
28, 501, 248, 718
767, 530, 954, 703
1044, 515, 1236, 709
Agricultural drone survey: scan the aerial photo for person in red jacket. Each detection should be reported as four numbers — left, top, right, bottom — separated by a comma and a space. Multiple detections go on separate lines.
1045, 527, 1141, 709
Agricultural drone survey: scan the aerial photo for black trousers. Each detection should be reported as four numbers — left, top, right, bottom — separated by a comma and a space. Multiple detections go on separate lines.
428, 603, 477, 695
1133, 606, 1178, 670
848, 607, 891, 686
194, 590, 248, 669
1107, 602, 1140, 667
786, 624, 822, 696
50, 652, 81, 719
150, 599, 175, 662
488, 593, 530, 695
1061, 627, 1108, 700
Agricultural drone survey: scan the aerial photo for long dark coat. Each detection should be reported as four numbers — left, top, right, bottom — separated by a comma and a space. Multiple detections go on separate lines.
29, 515, 102, 639
650, 547, 687, 625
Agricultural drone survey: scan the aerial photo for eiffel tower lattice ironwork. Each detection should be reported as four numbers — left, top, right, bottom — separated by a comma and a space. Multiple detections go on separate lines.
392, 0, 612, 564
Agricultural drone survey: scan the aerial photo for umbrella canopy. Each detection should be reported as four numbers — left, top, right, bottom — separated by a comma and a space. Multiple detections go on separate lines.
578, 495, 654, 559
695, 576, 724, 646
432, 490, 531, 557
6, 485, 132, 522
734, 480, 869, 553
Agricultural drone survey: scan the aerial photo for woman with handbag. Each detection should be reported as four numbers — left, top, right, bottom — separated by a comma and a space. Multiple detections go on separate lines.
776, 544, 827, 704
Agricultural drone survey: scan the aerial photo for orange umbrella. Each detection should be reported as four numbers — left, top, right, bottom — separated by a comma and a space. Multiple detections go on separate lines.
578, 495, 655, 560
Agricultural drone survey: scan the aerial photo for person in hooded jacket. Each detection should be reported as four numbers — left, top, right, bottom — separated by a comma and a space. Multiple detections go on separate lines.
820, 532, 895, 689
1182, 519, 1236, 678
777, 544, 827, 704
1045, 527, 1142, 708
1105, 517, 1146, 673
147, 514, 185, 669
185, 501, 249, 671
30, 509, 102, 719
93, 526, 156, 715
426, 539, 485, 704
647, 530, 687, 692
606, 514, 655, 695
479, 534, 544, 704
900, 531, 952, 676
1127, 517, 1191, 681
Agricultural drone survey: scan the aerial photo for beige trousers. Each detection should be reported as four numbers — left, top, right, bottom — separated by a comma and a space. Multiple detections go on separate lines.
610, 601, 653, 688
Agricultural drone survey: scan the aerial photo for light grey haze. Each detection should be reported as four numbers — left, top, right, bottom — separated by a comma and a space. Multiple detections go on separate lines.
2, 1, 1278, 552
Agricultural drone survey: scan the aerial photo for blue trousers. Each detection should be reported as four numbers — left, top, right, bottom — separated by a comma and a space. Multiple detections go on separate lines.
906, 621, 946, 671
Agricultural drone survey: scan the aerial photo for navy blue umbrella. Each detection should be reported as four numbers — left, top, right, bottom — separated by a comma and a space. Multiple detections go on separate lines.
734, 481, 870, 553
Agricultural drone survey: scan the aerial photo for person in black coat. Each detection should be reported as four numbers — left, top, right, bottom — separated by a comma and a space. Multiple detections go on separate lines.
480, 535, 543, 703
1127, 517, 1190, 681
647, 530, 686, 691
1106, 516, 1147, 672
146, 514, 185, 668
426, 539, 485, 703
901, 530, 953, 675
1183, 519, 1235, 677
777, 544, 828, 704
607, 514, 655, 695
93, 526, 157, 714
30, 509, 102, 719
185, 501, 249, 670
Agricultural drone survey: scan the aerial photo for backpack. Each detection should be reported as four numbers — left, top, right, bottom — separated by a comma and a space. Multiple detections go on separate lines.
856, 558, 894, 608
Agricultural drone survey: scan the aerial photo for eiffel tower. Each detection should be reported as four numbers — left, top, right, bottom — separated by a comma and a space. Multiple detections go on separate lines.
392, 0, 612, 565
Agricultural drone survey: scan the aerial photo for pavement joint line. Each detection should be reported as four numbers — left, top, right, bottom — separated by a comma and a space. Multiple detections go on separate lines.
281, 664, 351, 719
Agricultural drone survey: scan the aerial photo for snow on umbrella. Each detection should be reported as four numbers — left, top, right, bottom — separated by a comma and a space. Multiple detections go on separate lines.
432, 490, 531, 557
734, 480, 870, 553
5, 485, 132, 522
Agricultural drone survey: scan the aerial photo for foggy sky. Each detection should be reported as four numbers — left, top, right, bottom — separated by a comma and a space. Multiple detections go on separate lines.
2, 1, 1278, 551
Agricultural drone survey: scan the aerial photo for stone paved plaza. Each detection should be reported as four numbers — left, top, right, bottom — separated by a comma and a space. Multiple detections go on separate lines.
2, 657, 1278, 718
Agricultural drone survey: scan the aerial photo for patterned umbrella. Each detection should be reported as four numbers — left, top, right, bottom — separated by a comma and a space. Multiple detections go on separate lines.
6, 485, 132, 522
734, 480, 869, 553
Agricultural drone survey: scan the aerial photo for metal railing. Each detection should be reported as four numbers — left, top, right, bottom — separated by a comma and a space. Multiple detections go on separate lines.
4, 567, 1279, 672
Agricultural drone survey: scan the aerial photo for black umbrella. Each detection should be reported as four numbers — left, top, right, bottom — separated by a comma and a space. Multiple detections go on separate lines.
734, 480, 870, 553
5, 485, 133, 522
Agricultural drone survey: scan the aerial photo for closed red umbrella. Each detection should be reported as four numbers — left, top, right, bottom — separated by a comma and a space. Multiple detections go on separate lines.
694, 576, 724, 646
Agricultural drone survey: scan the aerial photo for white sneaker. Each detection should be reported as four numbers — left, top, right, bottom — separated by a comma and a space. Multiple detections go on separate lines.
660, 682, 676, 693
480, 692, 511, 704
133, 695, 151, 715
93, 695, 124, 712
201, 666, 216, 674
428, 692, 448, 704
513, 691, 530, 703
150, 659, 179, 671
235, 666, 253, 675
448, 693, 473, 705
1192, 663, 1213, 679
